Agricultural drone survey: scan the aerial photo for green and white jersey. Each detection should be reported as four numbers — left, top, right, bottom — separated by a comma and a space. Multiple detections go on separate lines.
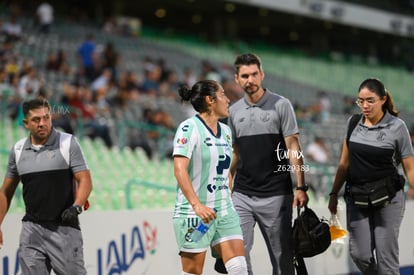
173, 115, 233, 218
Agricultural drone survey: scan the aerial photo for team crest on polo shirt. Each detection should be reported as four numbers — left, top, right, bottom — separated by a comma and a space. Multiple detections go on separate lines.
377, 130, 386, 141
46, 149, 56, 159
260, 112, 270, 122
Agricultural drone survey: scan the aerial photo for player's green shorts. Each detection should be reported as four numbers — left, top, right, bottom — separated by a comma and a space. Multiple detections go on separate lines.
173, 209, 243, 254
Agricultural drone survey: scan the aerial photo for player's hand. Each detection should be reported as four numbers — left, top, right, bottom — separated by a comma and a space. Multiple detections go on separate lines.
328, 194, 339, 214
61, 205, 81, 226
293, 190, 309, 208
193, 204, 217, 224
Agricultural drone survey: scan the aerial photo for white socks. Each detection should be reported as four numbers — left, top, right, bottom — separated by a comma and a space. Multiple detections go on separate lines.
225, 256, 248, 275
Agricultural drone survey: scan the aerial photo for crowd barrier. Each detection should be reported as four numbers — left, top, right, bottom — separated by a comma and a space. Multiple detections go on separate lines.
1, 201, 414, 274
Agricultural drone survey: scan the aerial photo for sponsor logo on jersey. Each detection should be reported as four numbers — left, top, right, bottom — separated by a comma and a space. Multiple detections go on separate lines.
207, 184, 217, 193
207, 183, 228, 193
204, 137, 212, 146
176, 137, 188, 144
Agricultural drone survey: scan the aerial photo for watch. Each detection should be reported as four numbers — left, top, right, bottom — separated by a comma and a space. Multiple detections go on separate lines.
296, 185, 309, 192
73, 205, 83, 214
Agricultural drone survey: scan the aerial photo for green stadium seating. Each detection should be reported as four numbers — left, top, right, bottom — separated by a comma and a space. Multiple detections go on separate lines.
0, 119, 176, 212
2, 14, 413, 214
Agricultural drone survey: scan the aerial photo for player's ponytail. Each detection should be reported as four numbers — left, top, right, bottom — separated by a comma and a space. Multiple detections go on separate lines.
178, 80, 219, 113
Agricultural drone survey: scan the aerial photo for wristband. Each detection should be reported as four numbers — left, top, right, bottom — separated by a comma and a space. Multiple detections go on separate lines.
296, 184, 308, 192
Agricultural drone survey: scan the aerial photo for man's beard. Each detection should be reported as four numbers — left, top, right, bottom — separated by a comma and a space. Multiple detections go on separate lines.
245, 85, 259, 95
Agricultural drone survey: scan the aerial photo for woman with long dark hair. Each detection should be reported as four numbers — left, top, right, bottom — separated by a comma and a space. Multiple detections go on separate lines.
328, 78, 414, 275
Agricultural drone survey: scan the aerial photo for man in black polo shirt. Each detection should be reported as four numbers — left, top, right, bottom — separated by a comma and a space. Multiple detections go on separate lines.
226, 53, 308, 275
0, 98, 92, 274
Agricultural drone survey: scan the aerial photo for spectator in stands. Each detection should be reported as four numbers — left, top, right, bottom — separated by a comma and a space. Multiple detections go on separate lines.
172, 79, 248, 275
0, 67, 9, 90
102, 16, 118, 34
199, 60, 222, 83
343, 95, 357, 115
310, 91, 331, 123
0, 38, 15, 64
4, 56, 19, 79
159, 69, 181, 99
19, 59, 34, 78
77, 33, 97, 82
1, 15, 22, 41
45, 49, 71, 75
328, 78, 414, 275
91, 70, 113, 128
156, 58, 170, 83
182, 67, 197, 88
0, 68, 14, 118
305, 136, 331, 164
318, 91, 331, 123
101, 42, 120, 84
18, 67, 45, 99
110, 89, 153, 159
91, 68, 112, 95
140, 62, 161, 97
56, 50, 71, 75
142, 106, 175, 158
293, 102, 314, 125
62, 81, 113, 148
3, 71, 20, 120
143, 107, 173, 138
36, 2, 54, 34
118, 70, 140, 91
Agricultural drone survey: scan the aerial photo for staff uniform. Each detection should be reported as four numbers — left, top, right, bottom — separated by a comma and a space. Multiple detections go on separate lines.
6, 128, 88, 274
228, 89, 299, 275
346, 111, 414, 275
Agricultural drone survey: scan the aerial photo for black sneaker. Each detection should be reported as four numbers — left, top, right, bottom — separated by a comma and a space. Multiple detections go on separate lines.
214, 258, 228, 274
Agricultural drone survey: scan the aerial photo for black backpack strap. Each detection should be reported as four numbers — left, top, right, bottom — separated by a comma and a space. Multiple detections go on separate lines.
293, 206, 308, 275
294, 255, 308, 275
346, 114, 362, 147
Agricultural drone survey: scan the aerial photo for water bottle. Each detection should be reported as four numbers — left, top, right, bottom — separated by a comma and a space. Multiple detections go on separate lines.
185, 208, 217, 242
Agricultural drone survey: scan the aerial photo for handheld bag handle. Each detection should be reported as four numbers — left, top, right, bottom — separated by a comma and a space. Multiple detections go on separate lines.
293, 206, 308, 275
